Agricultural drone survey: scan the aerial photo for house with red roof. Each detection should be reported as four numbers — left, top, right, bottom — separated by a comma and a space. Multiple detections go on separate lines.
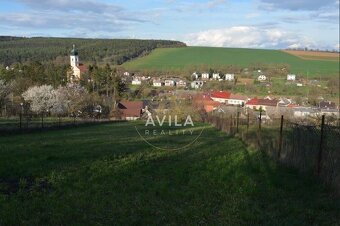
193, 93, 221, 113
227, 94, 248, 106
246, 97, 279, 111
210, 91, 231, 103
118, 101, 145, 120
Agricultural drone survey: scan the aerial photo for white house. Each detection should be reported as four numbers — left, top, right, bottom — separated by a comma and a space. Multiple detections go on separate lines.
296, 83, 303, 87
257, 75, 267, 81
225, 73, 235, 81
212, 73, 220, 80
227, 94, 247, 106
210, 91, 231, 103
123, 72, 130, 76
153, 80, 163, 87
165, 79, 175, 86
287, 74, 296, 81
176, 80, 186, 87
192, 72, 199, 80
191, 81, 204, 89
132, 79, 141, 85
201, 73, 210, 80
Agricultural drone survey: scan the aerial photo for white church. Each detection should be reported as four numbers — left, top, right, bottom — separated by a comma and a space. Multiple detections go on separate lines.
70, 45, 88, 80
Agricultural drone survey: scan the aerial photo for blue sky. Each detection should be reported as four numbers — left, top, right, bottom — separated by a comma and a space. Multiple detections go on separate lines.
0, 0, 339, 50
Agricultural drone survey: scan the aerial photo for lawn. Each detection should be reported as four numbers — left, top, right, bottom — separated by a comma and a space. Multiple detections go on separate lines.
0, 122, 339, 225
123, 47, 339, 76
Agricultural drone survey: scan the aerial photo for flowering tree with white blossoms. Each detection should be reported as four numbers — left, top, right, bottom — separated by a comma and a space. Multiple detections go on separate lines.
22, 85, 56, 113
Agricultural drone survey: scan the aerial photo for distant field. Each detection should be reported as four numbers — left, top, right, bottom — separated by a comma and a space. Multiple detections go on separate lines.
0, 122, 339, 225
123, 47, 339, 76
283, 50, 339, 61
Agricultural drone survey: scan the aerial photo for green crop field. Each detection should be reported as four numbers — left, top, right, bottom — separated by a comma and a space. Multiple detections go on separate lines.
123, 47, 339, 76
0, 122, 339, 225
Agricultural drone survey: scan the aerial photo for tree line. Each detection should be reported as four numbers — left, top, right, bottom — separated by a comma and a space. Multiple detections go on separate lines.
0, 36, 186, 66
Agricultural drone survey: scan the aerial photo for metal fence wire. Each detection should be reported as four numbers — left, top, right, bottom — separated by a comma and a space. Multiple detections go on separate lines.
206, 113, 340, 192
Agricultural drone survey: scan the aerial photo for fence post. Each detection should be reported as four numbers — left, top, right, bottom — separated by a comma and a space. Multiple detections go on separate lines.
317, 115, 325, 176
229, 115, 233, 135
278, 115, 284, 159
258, 110, 262, 131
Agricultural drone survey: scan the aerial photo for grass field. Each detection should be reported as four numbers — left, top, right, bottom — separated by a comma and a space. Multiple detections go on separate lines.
123, 47, 339, 76
0, 122, 339, 225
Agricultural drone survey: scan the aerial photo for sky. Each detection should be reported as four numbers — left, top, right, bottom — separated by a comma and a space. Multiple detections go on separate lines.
0, 0, 339, 50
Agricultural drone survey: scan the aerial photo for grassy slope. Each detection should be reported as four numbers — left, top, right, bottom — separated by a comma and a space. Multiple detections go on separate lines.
0, 122, 339, 225
123, 47, 339, 76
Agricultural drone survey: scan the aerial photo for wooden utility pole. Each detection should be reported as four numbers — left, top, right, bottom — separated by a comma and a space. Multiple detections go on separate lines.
278, 115, 284, 159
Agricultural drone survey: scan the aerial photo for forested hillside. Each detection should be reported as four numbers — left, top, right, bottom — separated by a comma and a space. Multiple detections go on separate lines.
0, 37, 186, 65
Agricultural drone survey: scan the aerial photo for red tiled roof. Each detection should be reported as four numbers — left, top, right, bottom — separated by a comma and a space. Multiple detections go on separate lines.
118, 101, 144, 117
229, 93, 247, 100
246, 97, 258, 105
211, 91, 231, 99
77, 64, 88, 73
246, 98, 278, 106
193, 94, 221, 112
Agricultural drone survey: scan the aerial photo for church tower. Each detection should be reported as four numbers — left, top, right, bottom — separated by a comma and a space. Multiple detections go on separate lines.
70, 44, 79, 67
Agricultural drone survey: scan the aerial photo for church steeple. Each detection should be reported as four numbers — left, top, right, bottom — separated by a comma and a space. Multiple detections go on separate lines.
70, 44, 79, 67
70, 44, 79, 56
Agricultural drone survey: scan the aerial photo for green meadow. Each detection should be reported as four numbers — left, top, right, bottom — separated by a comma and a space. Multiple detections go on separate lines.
123, 47, 339, 76
0, 122, 339, 225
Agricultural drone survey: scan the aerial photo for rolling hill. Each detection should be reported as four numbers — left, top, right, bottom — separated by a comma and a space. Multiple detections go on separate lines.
123, 47, 339, 76
0, 36, 185, 65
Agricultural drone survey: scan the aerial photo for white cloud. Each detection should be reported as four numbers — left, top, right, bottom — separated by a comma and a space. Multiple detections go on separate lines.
185, 26, 317, 49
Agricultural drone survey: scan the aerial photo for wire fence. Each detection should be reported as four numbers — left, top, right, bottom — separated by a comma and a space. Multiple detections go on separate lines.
0, 113, 118, 135
205, 112, 340, 193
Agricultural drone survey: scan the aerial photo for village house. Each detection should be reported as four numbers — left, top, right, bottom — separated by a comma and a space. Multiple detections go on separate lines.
176, 79, 187, 87
225, 73, 235, 81
193, 94, 220, 113
277, 97, 293, 107
246, 97, 278, 111
123, 72, 130, 76
257, 75, 267, 81
164, 79, 175, 87
152, 79, 163, 87
201, 73, 210, 80
131, 78, 142, 85
118, 101, 145, 120
212, 73, 220, 80
287, 74, 296, 81
191, 72, 199, 80
319, 100, 336, 110
69, 44, 88, 80
227, 94, 247, 106
210, 91, 231, 103
191, 81, 204, 89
